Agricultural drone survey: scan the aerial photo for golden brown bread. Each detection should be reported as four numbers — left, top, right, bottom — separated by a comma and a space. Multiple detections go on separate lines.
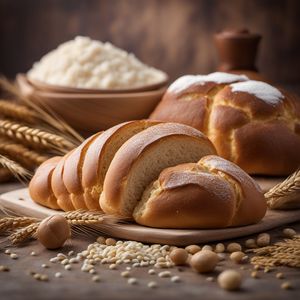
100, 123, 217, 217
150, 72, 300, 175
29, 156, 61, 209
30, 120, 158, 211
133, 155, 266, 228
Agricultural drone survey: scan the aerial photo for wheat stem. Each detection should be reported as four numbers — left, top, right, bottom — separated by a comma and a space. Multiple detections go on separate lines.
0, 119, 75, 153
0, 138, 49, 169
9, 222, 40, 244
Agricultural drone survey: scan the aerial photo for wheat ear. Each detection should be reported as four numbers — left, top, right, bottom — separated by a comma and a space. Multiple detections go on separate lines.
0, 138, 49, 169
0, 100, 37, 123
0, 155, 31, 180
9, 222, 40, 244
0, 216, 38, 233
265, 169, 300, 209
0, 77, 84, 145
0, 119, 75, 153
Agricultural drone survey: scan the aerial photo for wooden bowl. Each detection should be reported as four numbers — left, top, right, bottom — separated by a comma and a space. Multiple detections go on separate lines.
27, 75, 169, 94
16, 74, 166, 135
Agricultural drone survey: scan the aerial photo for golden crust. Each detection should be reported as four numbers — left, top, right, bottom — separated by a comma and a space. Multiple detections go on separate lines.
150, 76, 300, 175
133, 156, 266, 228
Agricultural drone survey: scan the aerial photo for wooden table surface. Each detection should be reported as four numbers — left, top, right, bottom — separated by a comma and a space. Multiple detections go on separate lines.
0, 182, 299, 300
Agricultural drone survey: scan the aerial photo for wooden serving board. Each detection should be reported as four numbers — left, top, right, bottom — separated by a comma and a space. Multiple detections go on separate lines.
1, 184, 300, 246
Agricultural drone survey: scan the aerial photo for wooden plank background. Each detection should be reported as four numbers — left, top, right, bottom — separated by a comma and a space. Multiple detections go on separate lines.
0, 0, 299, 83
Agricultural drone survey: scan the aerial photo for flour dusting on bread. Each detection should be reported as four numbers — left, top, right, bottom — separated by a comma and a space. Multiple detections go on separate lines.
230, 80, 283, 105
168, 72, 248, 93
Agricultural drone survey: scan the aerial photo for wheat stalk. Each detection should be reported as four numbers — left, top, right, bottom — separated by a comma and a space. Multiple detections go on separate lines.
0, 138, 49, 169
265, 169, 300, 209
4, 211, 123, 245
0, 100, 37, 124
9, 222, 40, 244
0, 216, 38, 233
0, 155, 31, 180
0, 119, 75, 153
0, 77, 84, 145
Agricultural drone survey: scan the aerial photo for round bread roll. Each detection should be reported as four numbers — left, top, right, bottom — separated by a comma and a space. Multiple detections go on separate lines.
133, 155, 266, 228
100, 123, 217, 217
150, 72, 300, 175
29, 156, 61, 209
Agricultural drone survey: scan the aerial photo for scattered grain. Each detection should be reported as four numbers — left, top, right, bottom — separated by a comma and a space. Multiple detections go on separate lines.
147, 281, 158, 288
282, 228, 297, 239
190, 250, 219, 273
281, 281, 292, 290
218, 270, 242, 291
171, 276, 181, 283
170, 248, 188, 266
227, 243, 242, 253
10, 253, 18, 259
276, 272, 284, 279
185, 245, 201, 254
245, 239, 257, 249
128, 278, 138, 285
215, 243, 225, 253
92, 275, 100, 282
158, 271, 171, 278
256, 233, 271, 247
230, 251, 247, 264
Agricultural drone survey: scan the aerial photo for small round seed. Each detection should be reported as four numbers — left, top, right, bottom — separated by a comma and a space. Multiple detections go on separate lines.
169, 248, 188, 266
106, 238, 117, 246
281, 281, 292, 290
147, 281, 158, 288
190, 250, 219, 273
276, 272, 284, 279
68, 250, 74, 256
30, 251, 37, 256
148, 269, 156, 275
202, 245, 213, 251
41, 264, 49, 268
109, 264, 117, 270
4, 249, 11, 255
0, 265, 10, 272
282, 228, 297, 239
245, 239, 257, 249
185, 245, 201, 254
215, 243, 225, 253
206, 276, 214, 282
251, 271, 259, 279
10, 253, 18, 259
64, 264, 72, 270
256, 233, 271, 247
121, 271, 130, 278
92, 275, 100, 282
128, 278, 138, 285
230, 251, 247, 264
227, 243, 242, 253
218, 270, 242, 291
96, 236, 106, 244
158, 271, 171, 278
55, 272, 62, 278
40, 274, 49, 281
171, 275, 181, 283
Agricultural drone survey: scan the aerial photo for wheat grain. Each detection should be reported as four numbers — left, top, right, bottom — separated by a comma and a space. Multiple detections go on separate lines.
9, 222, 40, 244
251, 235, 300, 268
265, 169, 300, 209
0, 138, 48, 169
0, 155, 31, 180
0, 216, 39, 233
63, 210, 105, 225
0, 100, 37, 123
0, 119, 75, 152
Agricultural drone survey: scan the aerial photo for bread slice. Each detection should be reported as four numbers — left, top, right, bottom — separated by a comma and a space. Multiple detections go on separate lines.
81, 120, 159, 210
133, 155, 266, 228
100, 123, 216, 217
62, 132, 102, 210
29, 156, 61, 209
51, 151, 76, 211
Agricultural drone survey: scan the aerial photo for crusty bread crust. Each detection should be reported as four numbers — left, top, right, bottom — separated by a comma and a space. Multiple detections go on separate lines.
100, 123, 216, 217
29, 157, 61, 210
133, 155, 266, 228
150, 76, 300, 175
